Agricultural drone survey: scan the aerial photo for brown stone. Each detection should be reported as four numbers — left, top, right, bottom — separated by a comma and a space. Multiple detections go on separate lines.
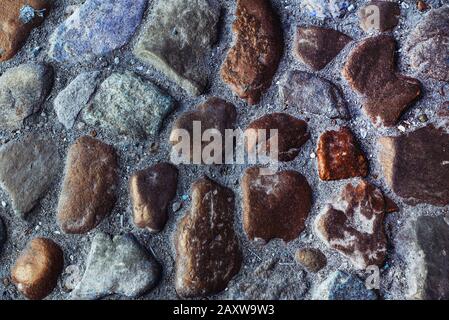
384, 196, 399, 213
242, 167, 312, 242
175, 177, 242, 298
11, 238, 63, 300
359, 1, 400, 32
317, 127, 369, 181
295, 248, 327, 273
57, 136, 119, 234
294, 26, 352, 71
417, 1, 428, 12
220, 0, 283, 105
342, 35, 421, 127
130, 163, 178, 233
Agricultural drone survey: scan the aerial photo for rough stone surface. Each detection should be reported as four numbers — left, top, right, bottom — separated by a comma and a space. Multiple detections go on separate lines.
317, 127, 368, 181
359, 1, 400, 32
295, 248, 327, 273
342, 35, 421, 127
71, 233, 161, 300
134, 0, 219, 96
11, 238, 63, 300
175, 177, 242, 298
48, 0, 146, 64
294, 26, 352, 71
0, 63, 53, 130
57, 136, 119, 234
242, 167, 312, 242
130, 163, 178, 233
0, 134, 61, 217
313, 271, 377, 300
0, 216, 5, 253
221, 0, 283, 105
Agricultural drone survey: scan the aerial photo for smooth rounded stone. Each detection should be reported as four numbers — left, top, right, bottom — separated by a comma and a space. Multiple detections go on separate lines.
83, 72, 176, 139
295, 248, 327, 273
242, 167, 312, 243
134, 0, 219, 96
175, 177, 242, 298
0, 134, 61, 218
221, 0, 283, 105
312, 270, 377, 300
71, 233, 161, 300
54, 71, 101, 130
246, 113, 310, 162
404, 5, 449, 82
11, 238, 63, 300
57, 136, 119, 234
378, 125, 449, 206
0, 216, 5, 253
317, 127, 368, 181
0, 63, 53, 131
279, 70, 349, 120
342, 35, 421, 127
315, 181, 388, 269
130, 163, 178, 233
358, 1, 400, 32
48, 0, 146, 64
0, 0, 51, 61
294, 26, 352, 71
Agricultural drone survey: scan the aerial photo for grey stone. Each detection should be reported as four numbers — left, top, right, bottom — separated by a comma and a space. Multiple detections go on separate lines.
71, 233, 161, 300
0, 216, 5, 253
313, 271, 377, 300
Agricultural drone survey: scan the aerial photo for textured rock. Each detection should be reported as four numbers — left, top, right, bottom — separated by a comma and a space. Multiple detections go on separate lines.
0, 0, 51, 61
175, 177, 242, 298
11, 238, 63, 300
294, 27, 352, 71
359, 1, 400, 32
300, 0, 353, 19
246, 113, 310, 162
242, 167, 312, 242
130, 163, 178, 233
0, 134, 61, 217
134, 0, 219, 96
343, 35, 421, 127
279, 70, 349, 119
378, 125, 449, 206
0, 64, 53, 130
0, 216, 5, 253
57, 136, 119, 234
48, 0, 146, 64
84, 72, 176, 139
71, 233, 161, 300
315, 181, 388, 269
317, 127, 368, 181
54, 71, 101, 129
295, 248, 327, 273
221, 0, 283, 105
313, 271, 377, 300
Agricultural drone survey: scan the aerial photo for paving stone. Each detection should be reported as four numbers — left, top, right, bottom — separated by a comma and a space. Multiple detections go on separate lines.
242, 167, 312, 242
175, 177, 242, 298
359, 1, 400, 32
11, 238, 63, 300
71, 233, 161, 300
317, 127, 368, 181
342, 35, 421, 127
221, 0, 283, 105
130, 163, 178, 233
295, 248, 327, 273
57, 136, 119, 234
0, 216, 5, 253
134, 0, 219, 96
48, 0, 146, 64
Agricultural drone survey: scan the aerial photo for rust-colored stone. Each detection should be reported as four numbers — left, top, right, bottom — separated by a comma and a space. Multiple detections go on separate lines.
295, 248, 327, 273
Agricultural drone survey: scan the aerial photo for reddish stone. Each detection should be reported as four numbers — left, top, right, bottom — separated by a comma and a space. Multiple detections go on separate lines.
295, 248, 327, 273
384, 196, 399, 213
359, 1, 400, 32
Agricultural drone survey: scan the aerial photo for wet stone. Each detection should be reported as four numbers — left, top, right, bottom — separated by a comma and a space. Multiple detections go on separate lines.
359, 1, 400, 32
295, 248, 327, 273
313, 271, 377, 300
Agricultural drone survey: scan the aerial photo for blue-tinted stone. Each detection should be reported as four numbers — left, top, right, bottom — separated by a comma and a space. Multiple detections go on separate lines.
313, 271, 377, 300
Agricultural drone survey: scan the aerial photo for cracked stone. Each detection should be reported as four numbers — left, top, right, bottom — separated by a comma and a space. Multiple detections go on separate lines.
359, 1, 400, 32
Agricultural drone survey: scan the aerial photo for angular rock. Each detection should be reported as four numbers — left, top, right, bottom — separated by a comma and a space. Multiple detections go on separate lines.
57, 136, 119, 234
83, 72, 176, 139
242, 167, 312, 242
0, 0, 51, 61
48, 0, 146, 64
0, 63, 53, 130
54, 71, 100, 129
134, 0, 219, 96
315, 181, 388, 269
294, 26, 352, 71
221, 0, 283, 105
295, 248, 327, 273
130, 163, 178, 233
175, 177, 242, 298
313, 271, 377, 300
71, 233, 161, 300
342, 35, 421, 127
0, 134, 61, 217
317, 127, 368, 181
378, 125, 449, 206
359, 1, 400, 32
279, 70, 349, 119
11, 238, 63, 300
246, 113, 310, 162
0, 216, 5, 253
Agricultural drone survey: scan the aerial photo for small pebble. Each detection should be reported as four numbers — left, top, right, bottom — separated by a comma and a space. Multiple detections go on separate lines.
418, 114, 428, 123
